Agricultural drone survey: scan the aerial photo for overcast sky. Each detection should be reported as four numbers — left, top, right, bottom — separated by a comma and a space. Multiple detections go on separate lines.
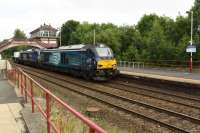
0, 0, 195, 40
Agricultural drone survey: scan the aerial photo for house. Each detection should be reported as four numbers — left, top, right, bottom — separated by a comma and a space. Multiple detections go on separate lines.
30, 23, 58, 46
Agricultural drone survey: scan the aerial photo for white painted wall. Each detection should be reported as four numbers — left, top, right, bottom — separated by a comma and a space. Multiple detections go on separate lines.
6, 61, 12, 70
0, 60, 6, 69
0, 60, 12, 70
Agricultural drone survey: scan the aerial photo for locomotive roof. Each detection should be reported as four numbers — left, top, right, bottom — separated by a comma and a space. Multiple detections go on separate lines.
40, 44, 109, 52
19, 49, 40, 53
59, 44, 86, 50
19, 44, 110, 53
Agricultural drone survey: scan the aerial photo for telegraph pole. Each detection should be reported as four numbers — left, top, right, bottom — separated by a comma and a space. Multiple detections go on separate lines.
93, 29, 96, 45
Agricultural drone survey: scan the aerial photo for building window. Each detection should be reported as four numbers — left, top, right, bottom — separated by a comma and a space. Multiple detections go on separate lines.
49, 31, 56, 37
43, 31, 49, 37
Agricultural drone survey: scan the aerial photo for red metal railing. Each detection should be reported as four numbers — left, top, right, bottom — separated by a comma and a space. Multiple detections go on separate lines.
7, 67, 107, 133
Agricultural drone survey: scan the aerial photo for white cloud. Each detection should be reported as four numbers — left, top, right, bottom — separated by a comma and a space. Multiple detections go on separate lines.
0, 0, 195, 40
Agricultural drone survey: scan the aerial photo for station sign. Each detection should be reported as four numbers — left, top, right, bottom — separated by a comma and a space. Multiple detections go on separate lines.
186, 45, 196, 53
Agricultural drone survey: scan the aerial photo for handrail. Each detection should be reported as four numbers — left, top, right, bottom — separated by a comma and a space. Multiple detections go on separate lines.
118, 60, 200, 69
7, 67, 107, 133
118, 60, 145, 69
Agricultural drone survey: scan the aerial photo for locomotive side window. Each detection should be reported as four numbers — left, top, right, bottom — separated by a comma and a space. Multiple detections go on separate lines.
40, 53, 45, 62
49, 52, 60, 65
61, 53, 68, 64
22, 53, 28, 60
67, 51, 81, 66
44, 53, 49, 63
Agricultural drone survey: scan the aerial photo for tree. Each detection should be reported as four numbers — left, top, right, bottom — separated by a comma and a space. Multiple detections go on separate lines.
58, 0, 199, 64
119, 26, 142, 55
137, 14, 159, 36
145, 20, 171, 60
13, 29, 27, 39
2, 29, 28, 59
189, 0, 200, 60
96, 24, 121, 56
70, 22, 95, 44
61, 20, 80, 45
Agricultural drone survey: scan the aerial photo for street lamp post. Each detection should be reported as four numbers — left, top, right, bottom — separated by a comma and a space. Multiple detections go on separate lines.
57, 27, 62, 47
187, 11, 193, 73
93, 29, 96, 45
190, 11, 193, 73
60, 27, 62, 47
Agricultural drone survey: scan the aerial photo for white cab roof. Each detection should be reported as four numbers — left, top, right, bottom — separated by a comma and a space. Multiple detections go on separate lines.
58, 44, 85, 50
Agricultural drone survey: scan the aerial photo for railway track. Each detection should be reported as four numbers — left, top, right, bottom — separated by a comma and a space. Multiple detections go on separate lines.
114, 78, 200, 102
103, 81, 200, 110
14, 64, 200, 133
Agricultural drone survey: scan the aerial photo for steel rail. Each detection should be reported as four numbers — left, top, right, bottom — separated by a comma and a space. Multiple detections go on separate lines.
24, 70, 190, 133
16, 64, 200, 122
117, 77, 200, 102
103, 82, 200, 110
18, 66, 195, 133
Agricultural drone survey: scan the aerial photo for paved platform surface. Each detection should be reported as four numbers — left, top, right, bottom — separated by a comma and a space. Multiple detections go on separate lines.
119, 68, 200, 85
119, 67, 200, 80
22, 104, 45, 133
0, 79, 26, 133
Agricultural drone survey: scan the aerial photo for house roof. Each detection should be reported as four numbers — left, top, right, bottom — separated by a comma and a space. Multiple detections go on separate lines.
30, 24, 58, 34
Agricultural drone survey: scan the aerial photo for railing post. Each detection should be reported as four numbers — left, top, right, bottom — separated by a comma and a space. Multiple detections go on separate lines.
14, 68, 16, 84
30, 80, 34, 113
20, 72, 23, 95
5, 60, 7, 79
89, 127, 95, 133
46, 93, 51, 133
24, 75, 27, 103
15, 69, 17, 84
17, 70, 19, 88
12, 70, 14, 81
11, 69, 14, 81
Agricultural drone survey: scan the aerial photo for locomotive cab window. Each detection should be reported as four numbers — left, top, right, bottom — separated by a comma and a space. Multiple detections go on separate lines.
95, 47, 113, 58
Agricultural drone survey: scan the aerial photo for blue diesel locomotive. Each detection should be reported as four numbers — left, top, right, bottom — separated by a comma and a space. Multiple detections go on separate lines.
17, 44, 119, 80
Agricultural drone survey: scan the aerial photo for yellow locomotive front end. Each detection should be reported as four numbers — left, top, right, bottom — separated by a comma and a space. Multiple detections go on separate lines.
97, 59, 117, 69
95, 59, 119, 80
92, 44, 119, 80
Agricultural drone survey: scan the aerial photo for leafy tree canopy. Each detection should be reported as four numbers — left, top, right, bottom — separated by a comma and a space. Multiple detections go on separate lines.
13, 29, 27, 39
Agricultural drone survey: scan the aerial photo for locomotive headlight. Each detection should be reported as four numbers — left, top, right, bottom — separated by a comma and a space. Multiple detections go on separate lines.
98, 64, 103, 67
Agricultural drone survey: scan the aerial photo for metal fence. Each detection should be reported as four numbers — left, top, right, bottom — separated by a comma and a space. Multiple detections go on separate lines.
117, 60, 200, 71
117, 61, 145, 70
7, 67, 107, 133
